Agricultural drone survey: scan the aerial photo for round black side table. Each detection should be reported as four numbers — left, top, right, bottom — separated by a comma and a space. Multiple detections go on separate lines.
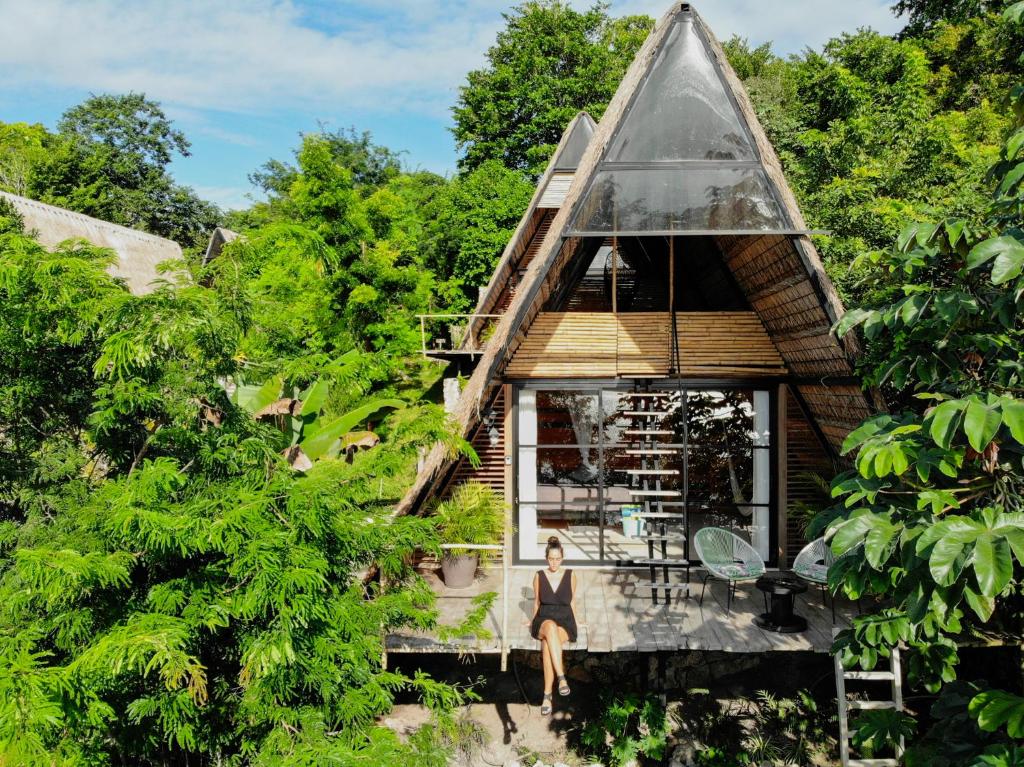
755, 574, 808, 633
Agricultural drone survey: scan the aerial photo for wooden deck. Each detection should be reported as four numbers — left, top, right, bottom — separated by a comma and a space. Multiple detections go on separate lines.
386, 567, 853, 655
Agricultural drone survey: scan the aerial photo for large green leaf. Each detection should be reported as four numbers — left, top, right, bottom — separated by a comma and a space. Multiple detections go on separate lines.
964, 586, 996, 622
831, 514, 875, 556
864, 518, 899, 569
992, 243, 1024, 284
834, 308, 873, 338
997, 162, 1024, 197
970, 690, 1024, 738
929, 523, 978, 586
841, 415, 892, 456
973, 533, 1013, 598
233, 376, 283, 415
1001, 399, 1024, 444
299, 379, 329, 417
299, 399, 405, 461
963, 400, 1001, 452
967, 237, 1024, 271
929, 400, 966, 449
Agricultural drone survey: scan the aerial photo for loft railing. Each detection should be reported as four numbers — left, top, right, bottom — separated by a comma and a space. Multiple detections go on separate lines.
416, 313, 502, 357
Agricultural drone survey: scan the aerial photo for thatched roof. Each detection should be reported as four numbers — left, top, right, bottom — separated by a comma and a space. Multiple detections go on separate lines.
470, 112, 596, 324
202, 227, 239, 266
401, 2, 875, 514
1, 191, 182, 295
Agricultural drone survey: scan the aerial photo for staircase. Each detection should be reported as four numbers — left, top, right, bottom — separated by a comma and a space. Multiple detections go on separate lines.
835, 641, 905, 766
622, 384, 689, 604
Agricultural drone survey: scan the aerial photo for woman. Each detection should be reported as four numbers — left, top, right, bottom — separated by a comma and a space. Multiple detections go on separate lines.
530, 536, 578, 715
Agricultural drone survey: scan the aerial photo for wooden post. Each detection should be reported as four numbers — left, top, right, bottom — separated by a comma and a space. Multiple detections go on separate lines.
776, 384, 789, 567
502, 384, 514, 672
668, 234, 675, 315
611, 235, 618, 314
500, 542, 510, 671
420, 315, 427, 354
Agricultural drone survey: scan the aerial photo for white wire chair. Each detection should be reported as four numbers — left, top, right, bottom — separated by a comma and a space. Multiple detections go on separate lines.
693, 526, 766, 614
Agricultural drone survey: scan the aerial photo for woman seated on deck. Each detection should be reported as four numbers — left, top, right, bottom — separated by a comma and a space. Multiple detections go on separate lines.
530, 536, 578, 715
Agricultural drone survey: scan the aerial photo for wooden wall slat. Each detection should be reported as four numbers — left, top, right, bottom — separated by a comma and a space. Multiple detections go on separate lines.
444, 388, 507, 500
785, 389, 834, 563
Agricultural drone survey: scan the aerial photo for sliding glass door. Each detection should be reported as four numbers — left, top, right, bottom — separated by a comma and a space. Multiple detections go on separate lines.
515, 383, 774, 564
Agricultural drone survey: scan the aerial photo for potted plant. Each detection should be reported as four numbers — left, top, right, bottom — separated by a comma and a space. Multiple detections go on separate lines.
433, 481, 505, 588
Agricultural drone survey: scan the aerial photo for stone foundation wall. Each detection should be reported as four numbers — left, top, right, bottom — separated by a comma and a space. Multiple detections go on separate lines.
513, 649, 821, 693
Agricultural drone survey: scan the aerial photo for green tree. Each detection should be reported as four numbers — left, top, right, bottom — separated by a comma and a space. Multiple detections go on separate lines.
249, 125, 404, 200
817, 11, 1024, 758
452, 1, 652, 177
0, 213, 473, 764
893, 0, 1010, 35
27, 93, 220, 247
426, 159, 533, 310
0, 121, 51, 196
727, 24, 1013, 306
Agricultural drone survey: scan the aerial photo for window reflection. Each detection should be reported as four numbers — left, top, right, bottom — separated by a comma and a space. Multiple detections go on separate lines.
520, 386, 772, 561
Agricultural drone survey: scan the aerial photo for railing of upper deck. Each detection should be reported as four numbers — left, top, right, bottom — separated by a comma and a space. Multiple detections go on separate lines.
416, 313, 503, 356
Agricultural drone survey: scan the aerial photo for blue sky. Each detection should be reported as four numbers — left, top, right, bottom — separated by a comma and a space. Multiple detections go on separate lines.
0, 1, 905, 211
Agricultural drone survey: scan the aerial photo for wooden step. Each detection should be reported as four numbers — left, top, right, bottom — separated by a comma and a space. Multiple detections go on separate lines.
625, 449, 679, 456
633, 512, 686, 519
623, 393, 670, 399
625, 469, 678, 475
622, 411, 672, 417
629, 490, 682, 497
844, 671, 895, 681
847, 760, 898, 767
847, 700, 897, 710
637, 534, 686, 542
630, 558, 689, 566
624, 429, 674, 435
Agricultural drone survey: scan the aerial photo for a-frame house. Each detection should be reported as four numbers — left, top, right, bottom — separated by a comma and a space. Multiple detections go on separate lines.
405, 3, 875, 577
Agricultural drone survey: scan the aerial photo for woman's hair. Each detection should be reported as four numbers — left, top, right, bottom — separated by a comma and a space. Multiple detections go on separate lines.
545, 536, 563, 558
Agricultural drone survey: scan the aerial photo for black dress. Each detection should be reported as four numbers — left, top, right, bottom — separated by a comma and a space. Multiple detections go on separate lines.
530, 569, 578, 643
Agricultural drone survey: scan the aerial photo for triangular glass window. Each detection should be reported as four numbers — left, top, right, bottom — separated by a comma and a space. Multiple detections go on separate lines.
552, 115, 596, 171
566, 9, 792, 235
607, 14, 753, 162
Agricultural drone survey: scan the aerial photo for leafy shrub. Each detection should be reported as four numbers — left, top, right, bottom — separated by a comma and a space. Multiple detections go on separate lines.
432, 481, 505, 560
580, 692, 671, 767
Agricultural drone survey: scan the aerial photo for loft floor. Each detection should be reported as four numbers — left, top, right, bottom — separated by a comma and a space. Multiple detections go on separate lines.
386, 566, 854, 655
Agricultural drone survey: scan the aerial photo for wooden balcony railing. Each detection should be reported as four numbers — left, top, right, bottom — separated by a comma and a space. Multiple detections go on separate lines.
417, 313, 502, 358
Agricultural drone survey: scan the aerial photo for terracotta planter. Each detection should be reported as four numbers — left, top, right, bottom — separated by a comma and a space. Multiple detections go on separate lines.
441, 553, 478, 589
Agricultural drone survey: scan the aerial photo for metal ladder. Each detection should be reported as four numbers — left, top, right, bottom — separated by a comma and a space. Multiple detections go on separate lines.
835, 643, 904, 767
623, 382, 689, 603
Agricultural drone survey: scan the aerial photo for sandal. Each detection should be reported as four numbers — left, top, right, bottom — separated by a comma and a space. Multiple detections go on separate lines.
541, 693, 552, 715
557, 674, 570, 696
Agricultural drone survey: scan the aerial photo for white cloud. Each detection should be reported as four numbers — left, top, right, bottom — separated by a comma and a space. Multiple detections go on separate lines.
0, 0, 507, 117
0, 0, 905, 123
612, 0, 905, 52
191, 184, 260, 211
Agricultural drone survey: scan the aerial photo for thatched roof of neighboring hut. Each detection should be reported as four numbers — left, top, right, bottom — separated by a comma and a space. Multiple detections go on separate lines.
470, 112, 596, 324
0, 190, 182, 295
202, 227, 239, 266
398, 2, 877, 515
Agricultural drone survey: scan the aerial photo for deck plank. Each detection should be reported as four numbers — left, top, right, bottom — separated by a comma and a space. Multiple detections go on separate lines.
388, 567, 852, 656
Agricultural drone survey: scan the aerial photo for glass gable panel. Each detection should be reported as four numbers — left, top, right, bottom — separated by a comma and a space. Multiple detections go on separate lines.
570, 167, 788, 233
607, 14, 754, 163
552, 116, 596, 171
